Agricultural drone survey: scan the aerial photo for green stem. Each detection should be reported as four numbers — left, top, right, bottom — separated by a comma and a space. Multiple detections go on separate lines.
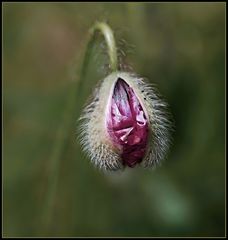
80, 22, 118, 84
42, 21, 118, 234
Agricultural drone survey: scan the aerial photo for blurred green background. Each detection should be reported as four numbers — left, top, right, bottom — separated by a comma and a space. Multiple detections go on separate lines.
3, 2, 225, 237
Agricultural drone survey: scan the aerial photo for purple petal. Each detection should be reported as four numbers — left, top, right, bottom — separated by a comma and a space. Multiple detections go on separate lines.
107, 78, 149, 167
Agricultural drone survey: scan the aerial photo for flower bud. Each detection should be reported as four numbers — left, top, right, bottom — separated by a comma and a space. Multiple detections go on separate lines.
79, 72, 172, 171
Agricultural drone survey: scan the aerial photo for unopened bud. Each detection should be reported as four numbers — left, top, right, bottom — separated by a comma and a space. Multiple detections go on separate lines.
79, 72, 172, 171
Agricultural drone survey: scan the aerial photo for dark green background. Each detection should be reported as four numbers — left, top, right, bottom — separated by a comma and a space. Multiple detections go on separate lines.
3, 3, 225, 237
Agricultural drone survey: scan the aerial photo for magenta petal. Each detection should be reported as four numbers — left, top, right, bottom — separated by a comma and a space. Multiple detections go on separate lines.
107, 78, 149, 167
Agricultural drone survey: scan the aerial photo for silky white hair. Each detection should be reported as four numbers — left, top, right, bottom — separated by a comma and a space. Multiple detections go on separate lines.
78, 71, 173, 171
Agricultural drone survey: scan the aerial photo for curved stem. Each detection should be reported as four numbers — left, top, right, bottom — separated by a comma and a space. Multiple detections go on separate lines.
42, 22, 118, 234
91, 22, 118, 71
80, 22, 118, 83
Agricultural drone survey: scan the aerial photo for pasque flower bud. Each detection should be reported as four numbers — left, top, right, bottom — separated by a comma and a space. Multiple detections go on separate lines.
79, 72, 172, 171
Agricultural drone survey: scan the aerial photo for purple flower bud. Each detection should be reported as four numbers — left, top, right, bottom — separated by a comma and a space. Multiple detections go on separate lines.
106, 78, 148, 167
79, 72, 172, 171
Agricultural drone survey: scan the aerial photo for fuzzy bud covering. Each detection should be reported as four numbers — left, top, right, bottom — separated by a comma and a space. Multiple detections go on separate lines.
79, 72, 172, 171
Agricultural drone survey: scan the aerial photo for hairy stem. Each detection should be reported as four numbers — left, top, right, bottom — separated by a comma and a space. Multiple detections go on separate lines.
80, 22, 118, 84
42, 21, 118, 234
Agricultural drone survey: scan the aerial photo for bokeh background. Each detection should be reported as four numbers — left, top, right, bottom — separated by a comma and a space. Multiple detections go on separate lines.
3, 2, 225, 237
